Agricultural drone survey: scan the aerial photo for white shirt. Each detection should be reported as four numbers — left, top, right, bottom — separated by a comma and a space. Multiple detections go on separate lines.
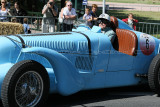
83, 13, 92, 26
42, 5, 58, 24
0, 9, 8, 20
63, 7, 76, 25
128, 19, 133, 29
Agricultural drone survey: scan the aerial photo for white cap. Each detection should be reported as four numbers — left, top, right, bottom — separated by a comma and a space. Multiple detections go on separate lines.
98, 14, 110, 21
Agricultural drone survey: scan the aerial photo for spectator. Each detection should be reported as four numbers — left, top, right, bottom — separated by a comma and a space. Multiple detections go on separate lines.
122, 13, 138, 30
0, 0, 10, 22
83, 7, 92, 28
12, 2, 27, 23
58, 0, 69, 31
98, 14, 116, 43
23, 18, 31, 34
63, 1, 77, 31
33, 19, 42, 29
42, 0, 58, 33
90, 4, 98, 27
11, 17, 17, 23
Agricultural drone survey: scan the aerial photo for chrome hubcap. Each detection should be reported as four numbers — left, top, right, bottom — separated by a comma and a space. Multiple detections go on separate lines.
15, 71, 43, 107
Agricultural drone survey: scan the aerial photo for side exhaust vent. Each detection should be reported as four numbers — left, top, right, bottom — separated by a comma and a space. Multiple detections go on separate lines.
75, 56, 94, 71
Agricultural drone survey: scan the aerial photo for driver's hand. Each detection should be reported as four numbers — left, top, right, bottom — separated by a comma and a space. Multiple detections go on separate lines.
94, 17, 98, 21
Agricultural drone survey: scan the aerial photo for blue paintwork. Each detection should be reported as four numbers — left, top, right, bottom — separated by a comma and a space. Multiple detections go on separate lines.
0, 19, 159, 98
118, 19, 133, 30
22, 47, 84, 96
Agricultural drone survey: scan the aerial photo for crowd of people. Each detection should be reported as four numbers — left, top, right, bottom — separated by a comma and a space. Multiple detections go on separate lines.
0, 0, 30, 33
41, 0, 116, 42
42, 0, 138, 33
0, 0, 138, 34
42, 0, 100, 32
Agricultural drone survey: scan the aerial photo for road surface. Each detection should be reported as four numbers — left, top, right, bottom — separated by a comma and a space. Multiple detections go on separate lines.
45, 85, 160, 107
88, 1, 160, 12
0, 85, 159, 107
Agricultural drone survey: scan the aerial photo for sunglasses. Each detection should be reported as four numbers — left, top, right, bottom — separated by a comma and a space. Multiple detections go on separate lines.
99, 20, 107, 24
68, 5, 72, 6
1, 2, 6, 3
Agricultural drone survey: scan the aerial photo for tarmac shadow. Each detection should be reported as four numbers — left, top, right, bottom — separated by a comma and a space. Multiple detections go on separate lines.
0, 85, 156, 107
47, 85, 156, 107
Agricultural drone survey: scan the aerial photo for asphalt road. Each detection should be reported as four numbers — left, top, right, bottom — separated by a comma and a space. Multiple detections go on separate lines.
45, 85, 160, 107
0, 85, 160, 107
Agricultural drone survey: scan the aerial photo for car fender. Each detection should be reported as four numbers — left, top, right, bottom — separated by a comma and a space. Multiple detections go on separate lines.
0, 63, 14, 98
22, 47, 84, 96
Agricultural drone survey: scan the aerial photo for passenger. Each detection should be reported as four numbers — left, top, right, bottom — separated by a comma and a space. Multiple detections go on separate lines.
83, 7, 92, 28
90, 4, 98, 27
98, 14, 116, 43
42, 0, 58, 33
63, 1, 76, 31
122, 13, 138, 30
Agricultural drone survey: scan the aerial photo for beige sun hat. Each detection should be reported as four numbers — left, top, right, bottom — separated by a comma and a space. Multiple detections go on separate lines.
98, 13, 110, 21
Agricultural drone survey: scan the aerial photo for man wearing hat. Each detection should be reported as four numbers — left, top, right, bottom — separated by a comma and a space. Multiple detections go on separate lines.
98, 14, 116, 43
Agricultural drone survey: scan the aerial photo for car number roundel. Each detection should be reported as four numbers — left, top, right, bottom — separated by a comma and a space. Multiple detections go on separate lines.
140, 34, 155, 55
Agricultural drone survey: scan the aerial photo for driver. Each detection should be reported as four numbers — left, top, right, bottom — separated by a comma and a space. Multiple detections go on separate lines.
98, 14, 116, 43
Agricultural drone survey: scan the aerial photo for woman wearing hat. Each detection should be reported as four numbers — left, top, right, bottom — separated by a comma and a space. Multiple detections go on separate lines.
98, 14, 116, 43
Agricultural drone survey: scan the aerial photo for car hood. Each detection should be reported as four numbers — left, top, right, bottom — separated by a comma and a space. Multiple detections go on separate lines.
7, 31, 100, 55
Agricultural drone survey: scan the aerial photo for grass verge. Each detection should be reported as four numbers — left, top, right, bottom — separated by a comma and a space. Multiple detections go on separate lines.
89, 0, 160, 5
96, 10, 160, 23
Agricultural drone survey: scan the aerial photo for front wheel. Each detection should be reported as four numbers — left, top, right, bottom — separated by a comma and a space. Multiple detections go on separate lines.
148, 54, 160, 96
1, 60, 50, 107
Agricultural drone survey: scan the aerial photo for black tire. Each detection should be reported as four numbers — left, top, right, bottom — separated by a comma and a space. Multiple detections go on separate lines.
1, 60, 50, 107
148, 54, 160, 95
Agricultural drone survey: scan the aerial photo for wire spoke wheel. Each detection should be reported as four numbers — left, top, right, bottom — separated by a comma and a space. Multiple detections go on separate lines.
1, 60, 49, 107
15, 71, 43, 107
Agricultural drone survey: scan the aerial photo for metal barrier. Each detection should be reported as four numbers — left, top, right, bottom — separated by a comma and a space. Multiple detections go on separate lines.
0, 15, 77, 34
0, 15, 44, 34
136, 22, 160, 38
0, 15, 160, 38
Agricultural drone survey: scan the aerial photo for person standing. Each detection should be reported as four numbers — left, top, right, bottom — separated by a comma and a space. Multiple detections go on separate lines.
12, 2, 27, 23
90, 4, 98, 27
63, 1, 76, 31
0, 0, 10, 22
42, 0, 58, 33
122, 13, 138, 30
83, 7, 92, 27
58, 0, 69, 31
23, 18, 31, 34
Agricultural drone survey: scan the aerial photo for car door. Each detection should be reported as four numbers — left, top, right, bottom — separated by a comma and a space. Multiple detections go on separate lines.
107, 28, 138, 72
107, 47, 134, 72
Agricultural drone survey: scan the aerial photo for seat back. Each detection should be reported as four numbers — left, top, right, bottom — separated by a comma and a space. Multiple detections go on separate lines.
110, 16, 118, 32
116, 29, 138, 56
110, 16, 137, 56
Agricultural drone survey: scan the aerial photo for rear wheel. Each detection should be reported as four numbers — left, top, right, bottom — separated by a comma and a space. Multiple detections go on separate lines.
148, 54, 160, 96
1, 60, 50, 107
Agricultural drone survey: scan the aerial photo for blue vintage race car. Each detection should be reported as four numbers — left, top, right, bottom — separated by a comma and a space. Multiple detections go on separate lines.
0, 16, 159, 107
